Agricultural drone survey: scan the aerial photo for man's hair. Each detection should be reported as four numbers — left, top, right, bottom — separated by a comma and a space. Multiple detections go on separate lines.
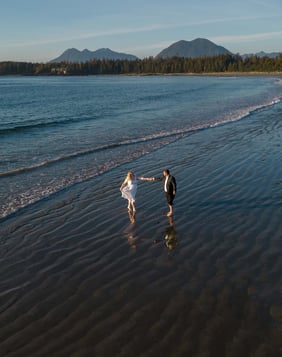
164, 169, 170, 175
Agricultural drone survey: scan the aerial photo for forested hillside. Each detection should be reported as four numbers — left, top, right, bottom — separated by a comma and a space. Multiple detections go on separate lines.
1, 54, 282, 75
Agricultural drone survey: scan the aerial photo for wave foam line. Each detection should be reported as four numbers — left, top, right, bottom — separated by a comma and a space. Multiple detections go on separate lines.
0, 131, 189, 178
0, 133, 184, 219
1, 96, 280, 180
209, 97, 281, 128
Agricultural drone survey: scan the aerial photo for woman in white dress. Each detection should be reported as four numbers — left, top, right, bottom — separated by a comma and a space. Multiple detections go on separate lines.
120, 171, 138, 212
120, 171, 152, 212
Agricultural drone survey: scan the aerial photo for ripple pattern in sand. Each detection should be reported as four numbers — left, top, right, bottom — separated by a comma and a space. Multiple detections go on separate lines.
1, 109, 282, 356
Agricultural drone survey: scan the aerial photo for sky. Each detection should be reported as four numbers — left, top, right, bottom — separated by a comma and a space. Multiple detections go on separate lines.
1, 0, 282, 63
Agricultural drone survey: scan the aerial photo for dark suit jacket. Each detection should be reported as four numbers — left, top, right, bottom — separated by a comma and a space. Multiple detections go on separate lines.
155, 175, 177, 195
165, 175, 177, 195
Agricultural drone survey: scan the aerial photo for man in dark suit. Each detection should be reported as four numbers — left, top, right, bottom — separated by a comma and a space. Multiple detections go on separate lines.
154, 169, 177, 216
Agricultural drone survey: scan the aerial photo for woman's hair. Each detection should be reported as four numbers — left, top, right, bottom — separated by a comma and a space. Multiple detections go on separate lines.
127, 171, 134, 180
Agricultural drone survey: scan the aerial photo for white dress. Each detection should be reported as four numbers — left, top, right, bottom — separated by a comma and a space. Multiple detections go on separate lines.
121, 179, 138, 201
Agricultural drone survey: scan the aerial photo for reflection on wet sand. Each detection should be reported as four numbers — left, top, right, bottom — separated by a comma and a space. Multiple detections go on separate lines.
128, 210, 136, 224
164, 217, 177, 250
124, 212, 178, 252
125, 210, 137, 250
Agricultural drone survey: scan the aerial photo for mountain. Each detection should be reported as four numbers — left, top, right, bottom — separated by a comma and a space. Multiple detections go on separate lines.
50, 48, 138, 63
49, 40, 281, 64
241, 51, 281, 59
156, 38, 232, 59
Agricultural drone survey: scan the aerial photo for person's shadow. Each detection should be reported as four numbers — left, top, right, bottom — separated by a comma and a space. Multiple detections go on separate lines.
164, 217, 177, 250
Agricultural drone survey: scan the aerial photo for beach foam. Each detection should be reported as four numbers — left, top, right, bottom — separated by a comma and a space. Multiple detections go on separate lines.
1, 102, 282, 356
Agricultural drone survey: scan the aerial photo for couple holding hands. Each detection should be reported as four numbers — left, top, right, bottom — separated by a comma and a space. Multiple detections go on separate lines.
120, 169, 177, 217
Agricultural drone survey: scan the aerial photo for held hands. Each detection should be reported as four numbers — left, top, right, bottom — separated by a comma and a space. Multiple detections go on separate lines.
139, 177, 155, 182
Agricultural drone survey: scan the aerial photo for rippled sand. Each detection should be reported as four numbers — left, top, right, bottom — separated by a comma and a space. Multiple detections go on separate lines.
1, 110, 282, 356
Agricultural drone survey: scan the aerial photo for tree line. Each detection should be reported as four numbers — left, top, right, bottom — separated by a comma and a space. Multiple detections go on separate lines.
1, 54, 282, 75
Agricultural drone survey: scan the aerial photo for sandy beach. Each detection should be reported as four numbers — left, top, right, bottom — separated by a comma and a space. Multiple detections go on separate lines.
1, 106, 282, 357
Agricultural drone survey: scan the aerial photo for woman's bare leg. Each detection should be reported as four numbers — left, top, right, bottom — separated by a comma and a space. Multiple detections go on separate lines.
167, 204, 173, 217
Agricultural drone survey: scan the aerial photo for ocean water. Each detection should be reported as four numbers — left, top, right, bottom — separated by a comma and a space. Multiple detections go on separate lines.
1, 75, 282, 356
1, 75, 282, 219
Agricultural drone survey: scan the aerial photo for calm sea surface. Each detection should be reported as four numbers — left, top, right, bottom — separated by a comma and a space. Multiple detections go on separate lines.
1, 75, 282, 219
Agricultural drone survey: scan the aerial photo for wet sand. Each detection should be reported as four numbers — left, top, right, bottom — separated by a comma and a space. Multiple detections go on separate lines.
1, 112, 282, 356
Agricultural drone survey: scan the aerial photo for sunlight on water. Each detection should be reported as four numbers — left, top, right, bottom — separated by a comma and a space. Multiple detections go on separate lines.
1, 75, 282, 218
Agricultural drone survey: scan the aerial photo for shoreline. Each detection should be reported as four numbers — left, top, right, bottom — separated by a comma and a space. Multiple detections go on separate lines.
125, 71, 282, 77
1, 71, 282, 77
1, 76, 281, 356
1, 122, 282, 355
